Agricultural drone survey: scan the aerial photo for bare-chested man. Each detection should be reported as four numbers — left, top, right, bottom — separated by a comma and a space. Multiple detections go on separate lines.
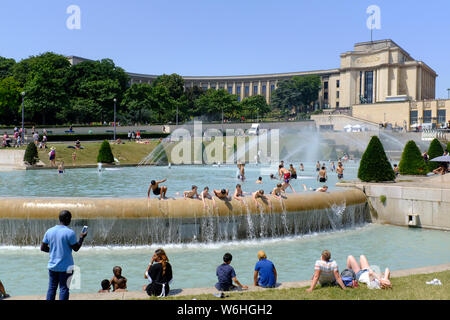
214, 188, 230, 200
184, 185, 199, 199
147, 179, 168, 199
252, 190, 272, 210
201, 187, 216, 209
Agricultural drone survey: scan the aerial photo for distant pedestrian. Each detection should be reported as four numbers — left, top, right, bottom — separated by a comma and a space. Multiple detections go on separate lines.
40, 210, 88, 300
49, 147, 56, 167
127, 130, 132, 141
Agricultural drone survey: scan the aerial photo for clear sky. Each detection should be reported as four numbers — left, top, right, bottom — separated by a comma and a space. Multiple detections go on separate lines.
1, 0, 449, 98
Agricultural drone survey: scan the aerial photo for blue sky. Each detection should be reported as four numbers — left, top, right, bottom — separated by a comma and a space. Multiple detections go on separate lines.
1, 0, 449, 98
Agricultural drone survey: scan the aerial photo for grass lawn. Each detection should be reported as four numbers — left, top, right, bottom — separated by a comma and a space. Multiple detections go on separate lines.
36, 140, 160, 166
158, 270, 450, 300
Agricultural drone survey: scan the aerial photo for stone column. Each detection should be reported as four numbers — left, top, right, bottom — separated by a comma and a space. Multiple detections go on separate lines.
249, 81, 253, 97
266, 80, 270, 103
241, 81, 245, 101
258, 80, 262, 95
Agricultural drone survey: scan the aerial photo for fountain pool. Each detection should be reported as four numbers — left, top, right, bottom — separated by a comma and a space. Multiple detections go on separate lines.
0, 224, 449, 296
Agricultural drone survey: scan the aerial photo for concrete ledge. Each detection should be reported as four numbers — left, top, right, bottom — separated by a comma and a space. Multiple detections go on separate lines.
7, 263, 450, 300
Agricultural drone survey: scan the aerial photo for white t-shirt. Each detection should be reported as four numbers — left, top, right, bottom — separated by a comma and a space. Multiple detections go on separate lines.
315, 259, 338, 284
358, 270, 381, 289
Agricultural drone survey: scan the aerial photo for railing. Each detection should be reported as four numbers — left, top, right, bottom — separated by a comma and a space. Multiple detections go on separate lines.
421, 129, 448, 141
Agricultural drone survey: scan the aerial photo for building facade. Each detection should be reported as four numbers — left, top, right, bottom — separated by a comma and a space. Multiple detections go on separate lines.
68, 39, 449, 129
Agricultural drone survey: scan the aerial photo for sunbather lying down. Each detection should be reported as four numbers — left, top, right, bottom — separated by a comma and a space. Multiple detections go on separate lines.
346, 255, 391, 289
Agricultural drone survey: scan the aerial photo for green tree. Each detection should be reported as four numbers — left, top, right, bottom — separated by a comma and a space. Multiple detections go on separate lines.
182, 85, 205, 119
358, 136, 395, 182
0, 57, 16, 80
23, 142, 39, 165
270, 75, 321, 114
97, 140, 115, 163
64, 59, 129, 123
13, 52, 71, 124
241, 95, 271, 120
398, 140, 428, 175
149, 85, 177, 123
194, 88, 238, 121
152, 74, 185, 100
0, 77, 22, 124
122, 83, 153, 124
427, 138, 444, 171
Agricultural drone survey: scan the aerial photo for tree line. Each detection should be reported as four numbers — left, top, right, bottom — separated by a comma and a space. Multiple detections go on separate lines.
0, 53, 322, 125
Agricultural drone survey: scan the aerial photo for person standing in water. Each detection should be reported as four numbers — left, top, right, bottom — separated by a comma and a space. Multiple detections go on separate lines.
316, 161, 321, 172
336, 163, 344, 180
147, 179, 168, 199
299, 163, 304, 172
317, 166, 328, 183
58, 161, 65, 174
237, 163, 245, 181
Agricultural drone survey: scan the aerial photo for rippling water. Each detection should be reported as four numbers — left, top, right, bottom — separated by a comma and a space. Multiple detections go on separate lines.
0, 224, 449, 296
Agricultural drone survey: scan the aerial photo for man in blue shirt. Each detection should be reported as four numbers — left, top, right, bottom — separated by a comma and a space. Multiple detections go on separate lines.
215, 253, 248, 291
254, 250, 277, 288
41, 210, 87, 300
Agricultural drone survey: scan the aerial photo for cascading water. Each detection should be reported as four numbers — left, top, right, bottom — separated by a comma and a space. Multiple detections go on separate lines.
0, 202, 371, 245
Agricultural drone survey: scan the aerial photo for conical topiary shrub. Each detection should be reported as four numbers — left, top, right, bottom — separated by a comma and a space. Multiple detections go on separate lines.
399, 140, 428, 175
358, 136, 395, 182
97, 140, 115, 164
427, 138, 444, 171
23, 142, 39, 165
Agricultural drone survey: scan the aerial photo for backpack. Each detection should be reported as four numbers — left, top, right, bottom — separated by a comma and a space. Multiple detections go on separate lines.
340, 269, 357, 288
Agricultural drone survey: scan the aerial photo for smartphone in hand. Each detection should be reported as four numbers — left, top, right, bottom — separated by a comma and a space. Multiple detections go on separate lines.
81, 226, 88, 234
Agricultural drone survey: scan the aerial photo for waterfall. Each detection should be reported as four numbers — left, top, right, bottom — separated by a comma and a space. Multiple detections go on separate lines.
0, 202, 370, 246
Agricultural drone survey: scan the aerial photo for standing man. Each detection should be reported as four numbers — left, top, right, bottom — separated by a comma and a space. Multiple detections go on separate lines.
40, 210, 87, 300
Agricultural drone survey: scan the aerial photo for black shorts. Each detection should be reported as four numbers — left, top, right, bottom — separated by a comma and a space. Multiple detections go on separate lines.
319, 177, 327, 183
153, 187, 161, 195
291, 174, 297, 179
337, 174, 343, 179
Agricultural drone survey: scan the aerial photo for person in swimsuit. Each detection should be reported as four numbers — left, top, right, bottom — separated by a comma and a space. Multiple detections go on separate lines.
269, 174, 277, 180
183, 185, 199, 199
330, 161, 335, 172
289, 164, 297, 179
336, 163, 344, 180
58, 161, 65, 174
233, 184, 244, 202
279, 165, 290, 181
252, 190, 272, 210
147, 179, 168, 199
299, 163, 304, 171
317, 167, 327, 183
214, 189, 230, 200
315, 185, 328, 192
316, 161, 321, 172
237, 164, 245, 181
271, 183, 284, 200
201, 187, 216, 209
256, 177, 263, 184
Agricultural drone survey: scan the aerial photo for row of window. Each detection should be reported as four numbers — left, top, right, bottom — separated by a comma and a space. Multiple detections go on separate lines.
323, 80, 340, 90
410, 109, 447, 124
201, 84, 276, 96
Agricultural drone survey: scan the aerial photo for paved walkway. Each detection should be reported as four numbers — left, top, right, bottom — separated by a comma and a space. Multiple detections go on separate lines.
6, 263, 450, 300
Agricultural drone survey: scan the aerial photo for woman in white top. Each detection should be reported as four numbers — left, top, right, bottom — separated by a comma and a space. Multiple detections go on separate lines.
347, 255, 392, 289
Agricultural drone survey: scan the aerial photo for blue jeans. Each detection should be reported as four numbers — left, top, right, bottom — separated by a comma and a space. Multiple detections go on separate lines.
46, 270, 73, 300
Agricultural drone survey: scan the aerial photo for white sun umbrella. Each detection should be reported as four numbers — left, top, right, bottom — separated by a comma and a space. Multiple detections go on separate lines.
430, 155, 450, 162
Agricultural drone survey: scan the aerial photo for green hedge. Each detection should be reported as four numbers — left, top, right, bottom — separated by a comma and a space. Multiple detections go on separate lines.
358, 136, 395, 182
39, 132, 170, 142
399, 140, 428, 175
23, 142, 39, 165
97, 140, 115, 164
427, 138, 444, 171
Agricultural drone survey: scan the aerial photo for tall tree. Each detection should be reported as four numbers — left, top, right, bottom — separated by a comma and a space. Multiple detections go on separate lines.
122, 83, 153, 124
0, 57, 16, 80
152, 74, 185, 100
0, 76, 22, 124
241, 95, 271, 120
194, 89, 238, 121
14, 52, 71, 124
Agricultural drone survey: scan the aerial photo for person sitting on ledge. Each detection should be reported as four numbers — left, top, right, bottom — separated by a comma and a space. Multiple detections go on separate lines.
148, 179, 168, 200
252, 189, 272, 210
214, 188, 230, 200
183, 185, 199, 199
254, 251, 277, 288
98, 279, 111, 293
215, 253, 248, 292
271, 183, 284, 200
346, 255, 391, 289
200, 186, 216, 209
306, 250, 346, 292
433, 163, 448, 175
233, 184, 245, 202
